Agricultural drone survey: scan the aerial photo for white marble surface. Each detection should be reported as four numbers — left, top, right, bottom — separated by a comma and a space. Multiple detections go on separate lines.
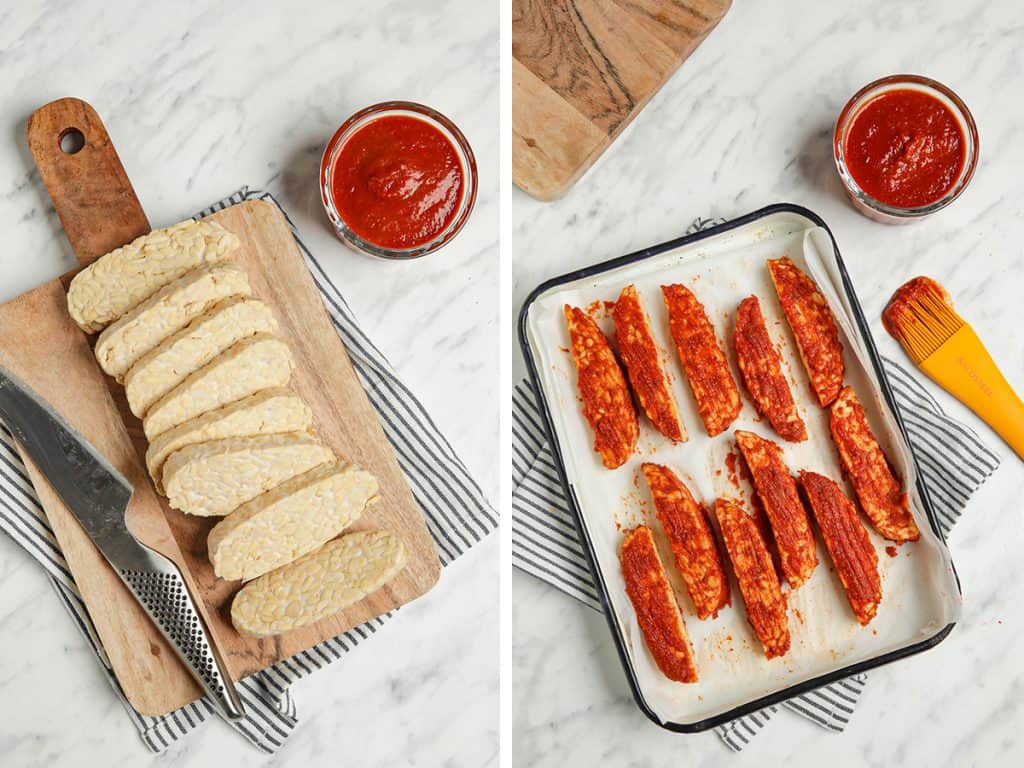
0, 1, 496, 765
511, 1, 1024, 765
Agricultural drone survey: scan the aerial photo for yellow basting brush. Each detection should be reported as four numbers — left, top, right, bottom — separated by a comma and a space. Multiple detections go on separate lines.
883, 276, 1024, 459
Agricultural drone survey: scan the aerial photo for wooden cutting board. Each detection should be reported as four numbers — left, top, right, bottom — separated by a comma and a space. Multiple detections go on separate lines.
0, 98, 440, 716
512, 0, 732, 201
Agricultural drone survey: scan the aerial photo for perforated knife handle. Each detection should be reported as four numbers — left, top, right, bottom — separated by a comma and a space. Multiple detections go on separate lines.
119, 562, 245, 721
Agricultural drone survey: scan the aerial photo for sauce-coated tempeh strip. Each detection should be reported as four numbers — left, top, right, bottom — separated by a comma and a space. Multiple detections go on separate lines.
735, 430, 817, 588
800, 471, 882, 625
714, 499, 790, 659
768, 257, 845, 407
734, 296, 807, 442
620, 525, 698, 682
661, 283, 741, 436
613, 285, 686, 442
642, 463, 730, 619
564, 305, 639, 469
829, 386, 920, 542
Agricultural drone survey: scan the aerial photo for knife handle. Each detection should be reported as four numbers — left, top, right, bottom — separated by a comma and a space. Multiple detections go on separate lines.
120, 564, 246, 721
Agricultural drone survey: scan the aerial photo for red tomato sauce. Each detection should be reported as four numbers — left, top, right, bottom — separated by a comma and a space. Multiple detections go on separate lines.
331, 115, 463, 249
844, 89, 966, 209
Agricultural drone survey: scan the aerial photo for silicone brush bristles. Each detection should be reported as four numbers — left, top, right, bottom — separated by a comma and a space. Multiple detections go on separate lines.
882, 277, 965, 364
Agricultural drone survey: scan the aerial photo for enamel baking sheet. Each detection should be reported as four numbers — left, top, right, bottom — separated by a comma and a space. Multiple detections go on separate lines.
523, 209, 961, 726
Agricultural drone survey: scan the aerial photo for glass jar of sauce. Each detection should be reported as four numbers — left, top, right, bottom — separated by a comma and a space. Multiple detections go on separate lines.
834, 75, 978, 224
320, 101, 478, 258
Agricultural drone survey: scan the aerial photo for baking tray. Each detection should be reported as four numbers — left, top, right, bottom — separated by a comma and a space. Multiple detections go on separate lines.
517, 203, 961, 732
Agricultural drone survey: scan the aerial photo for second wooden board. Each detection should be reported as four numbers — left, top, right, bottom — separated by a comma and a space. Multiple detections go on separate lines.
512, 0, 731, 200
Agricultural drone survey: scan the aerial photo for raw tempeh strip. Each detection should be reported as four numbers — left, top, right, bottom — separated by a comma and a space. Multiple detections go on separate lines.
163, 432, 333, 517
661, 283, 741, 436
208, 461, 378, 581
613, 285, 686, 442
800, 471, 881, 625
125, 296, 277, 417
67, 219, 239, 333
619, 526, 698, 682
143, 333, 293, 440
146, 387, 312, 493
735, 430, 817, 588
564, 305, 638, 469
768, 257, 845, 407
714, 499, 790, 659
829, 386, 920, 542
641, 463, 730, 619
94, 263, 252, 380
231, 530, 406, 637
734, 296, 807, 442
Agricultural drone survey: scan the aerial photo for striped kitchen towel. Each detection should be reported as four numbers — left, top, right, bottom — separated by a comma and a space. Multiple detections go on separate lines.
512, 359, 999, 751
0, 187, 497, 753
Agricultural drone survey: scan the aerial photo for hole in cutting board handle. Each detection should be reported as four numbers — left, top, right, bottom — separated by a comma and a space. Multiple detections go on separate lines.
59, 127, 85, 155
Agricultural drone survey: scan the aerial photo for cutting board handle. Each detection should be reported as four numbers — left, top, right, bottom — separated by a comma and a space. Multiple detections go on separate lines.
26, 97, 150, 267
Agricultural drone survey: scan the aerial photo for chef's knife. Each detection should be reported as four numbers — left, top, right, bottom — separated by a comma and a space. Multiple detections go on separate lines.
0, 365, 245, 721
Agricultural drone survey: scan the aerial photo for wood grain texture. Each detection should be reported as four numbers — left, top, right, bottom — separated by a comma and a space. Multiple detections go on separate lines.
512, 0, 731, 200
27, 98, 150, 265
0, 282, 202, 716
4, 98, 440, 716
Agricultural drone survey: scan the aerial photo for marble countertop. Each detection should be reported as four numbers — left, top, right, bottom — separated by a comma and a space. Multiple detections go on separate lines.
0, 1, 496, 765
511, 0, 1023, 765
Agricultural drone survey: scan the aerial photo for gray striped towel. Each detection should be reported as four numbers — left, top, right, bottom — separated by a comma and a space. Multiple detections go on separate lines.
0, 188, 496, 753
512, 345, 999, 751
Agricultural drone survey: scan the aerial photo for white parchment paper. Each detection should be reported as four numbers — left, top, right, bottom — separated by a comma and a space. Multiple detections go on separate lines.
524, 210, 960, 725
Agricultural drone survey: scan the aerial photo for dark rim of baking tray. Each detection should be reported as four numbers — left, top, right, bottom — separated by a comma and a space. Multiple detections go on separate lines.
516, 201, 961, 734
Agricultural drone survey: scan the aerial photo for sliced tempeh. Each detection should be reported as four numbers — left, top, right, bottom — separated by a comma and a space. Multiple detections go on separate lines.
564, 304, 638, 469
829, 386, 919, 542
613, 284, 686, 442
641, 463, 730, 620
208, 462, 379, 581
620, 525, 698, 683
231, 530, 406, 637
95, 263, 252, 380
768, 257, 844, 407
146, 387, 312, 493
143, 333, 293, 440
124, 297, 276, 416
735, 429, 818, 589
714, 498, 790, 659
800, 470, 881, 625
661, 283, 741, 437
67, 219, 240, 333
163, 432, 333, 517
734, 296, 807, 442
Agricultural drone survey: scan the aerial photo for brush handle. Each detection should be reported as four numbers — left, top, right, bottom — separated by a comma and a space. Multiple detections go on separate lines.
921, 325, 1024, 460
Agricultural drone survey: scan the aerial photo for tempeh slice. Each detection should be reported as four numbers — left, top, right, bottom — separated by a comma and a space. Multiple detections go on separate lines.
209, 461, 378, 581
829, 386, 919, 542
95, 263, 252, 380
661, 283, 741, 436
143, 334, 293, 440
768, 257, 844, 407
231, 530, 407, 637
735, 430, 817, 588
613, 284, 686, 442
146, 387, 312, 493
641, 463, 730, 619
163, 432, 332, 517
564, 304, 638, 469
619, 525, 698, 683
67, 219, 239, 333
734, 296, 807, 442
125, 297, 277, 417
714, 499, 790, 659
800, 471, 881, 625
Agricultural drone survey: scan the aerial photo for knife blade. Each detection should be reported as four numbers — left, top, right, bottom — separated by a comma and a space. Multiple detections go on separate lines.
0, 364, 246, 721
